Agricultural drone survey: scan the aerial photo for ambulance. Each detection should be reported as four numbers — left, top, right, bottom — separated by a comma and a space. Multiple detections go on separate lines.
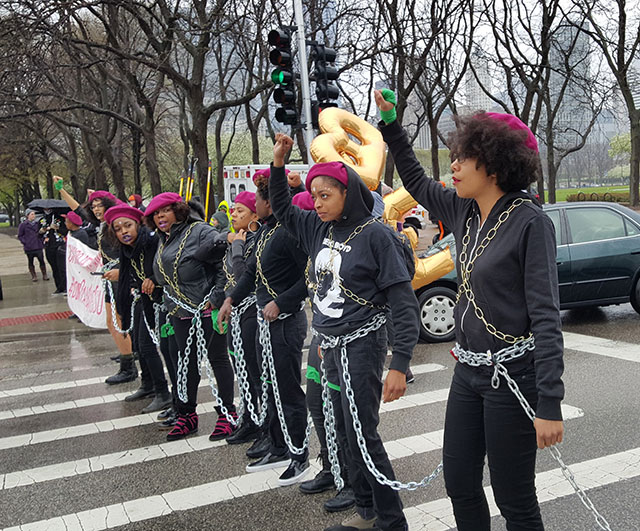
223, 164, 310, 204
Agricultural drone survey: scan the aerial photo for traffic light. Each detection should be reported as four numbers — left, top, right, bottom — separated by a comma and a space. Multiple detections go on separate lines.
312, 45, 339, 103
268, 28, 298, 125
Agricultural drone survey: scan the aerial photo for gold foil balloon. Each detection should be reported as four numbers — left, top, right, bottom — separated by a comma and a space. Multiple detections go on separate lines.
310, 108, 386, 190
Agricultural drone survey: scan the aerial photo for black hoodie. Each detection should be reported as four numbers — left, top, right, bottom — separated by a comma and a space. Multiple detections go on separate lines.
269, 163, 419, 373
381, 119, 564, 421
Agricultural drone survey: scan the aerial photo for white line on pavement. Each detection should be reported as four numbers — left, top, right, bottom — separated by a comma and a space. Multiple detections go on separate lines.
0, 406, 597, 531
563, 331, 640, 363
0, 404, 583, 490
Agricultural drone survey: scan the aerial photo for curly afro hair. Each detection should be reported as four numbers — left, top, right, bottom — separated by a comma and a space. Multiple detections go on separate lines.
254, 175, 269, 201
447, 113, 541, 193
144, 201, 191, 231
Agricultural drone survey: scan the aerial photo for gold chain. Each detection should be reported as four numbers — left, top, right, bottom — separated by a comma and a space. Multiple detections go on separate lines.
130, 252, 146, 282
311, 218, 384, 309
223, 239, 255, 291
456, 198, 532, 344
254, 223, 281, 299
155, 223, 200, 308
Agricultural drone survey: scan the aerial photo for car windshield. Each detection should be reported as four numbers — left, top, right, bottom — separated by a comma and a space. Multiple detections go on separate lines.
422, 233, 456, 259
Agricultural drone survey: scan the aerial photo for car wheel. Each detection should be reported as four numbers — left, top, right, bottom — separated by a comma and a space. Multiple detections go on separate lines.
631, 276, 640, 315
417, 286, 456, 342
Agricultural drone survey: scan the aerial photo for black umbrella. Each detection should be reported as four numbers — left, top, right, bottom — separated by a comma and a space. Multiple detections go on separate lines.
27, 199, 71, 213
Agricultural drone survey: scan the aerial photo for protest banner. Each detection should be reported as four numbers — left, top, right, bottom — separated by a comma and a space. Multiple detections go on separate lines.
66, 236, 107, 328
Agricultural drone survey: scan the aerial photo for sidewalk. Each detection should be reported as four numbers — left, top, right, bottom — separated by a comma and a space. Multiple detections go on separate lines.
0, 232, 106, 340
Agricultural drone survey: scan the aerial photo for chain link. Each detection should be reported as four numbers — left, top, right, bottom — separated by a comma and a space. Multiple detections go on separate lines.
455, 341, 613, 530
316, 313, 443, 491
320, 356, 344, 491
257, 308, 312, 456
456, 198, 532, 345
254, 223, 281, 300
104, 280, 138, 335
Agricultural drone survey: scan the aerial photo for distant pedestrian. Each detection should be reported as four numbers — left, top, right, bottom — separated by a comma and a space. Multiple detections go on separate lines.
17, 209, 48, 282
39, 208, 66, 293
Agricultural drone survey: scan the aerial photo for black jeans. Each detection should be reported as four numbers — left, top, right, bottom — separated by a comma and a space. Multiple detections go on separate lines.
323, 326, 407, 531
171, 313, 235, 416
133, 304, 168, 394
257, 309, 308, 462
228, 304, 262, 426
443, 361, 543, 531
159, 311, 179, 407
45, 245, 65, 292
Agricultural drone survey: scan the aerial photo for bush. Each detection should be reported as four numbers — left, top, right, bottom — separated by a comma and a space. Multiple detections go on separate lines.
566, 191, 630, 203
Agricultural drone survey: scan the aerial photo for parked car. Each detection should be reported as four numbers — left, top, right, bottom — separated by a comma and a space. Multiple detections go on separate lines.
0, 213, 9, 223
414, 201, 640, 342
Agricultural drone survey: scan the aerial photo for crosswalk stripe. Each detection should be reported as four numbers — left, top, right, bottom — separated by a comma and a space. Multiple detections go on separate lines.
563, 331, 640, 363
0, 363, 447, 420
0, 404, 583, 490
0, 405, 591, 531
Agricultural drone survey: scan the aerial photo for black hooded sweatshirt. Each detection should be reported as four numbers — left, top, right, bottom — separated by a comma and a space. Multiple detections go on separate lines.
380, 119, 564, 421
269, 163, 419, 374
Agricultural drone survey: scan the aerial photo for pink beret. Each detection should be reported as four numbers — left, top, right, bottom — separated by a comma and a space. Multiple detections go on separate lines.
485, 112, 539, 153
292, 191, 315, 211
234, 191, 256, 213
306, 162, 349, 190
88, 190, 118, 204
62, 211, 83, 226
104, 205, 144, 225
145, 192, 184, 217
252, 167, 290, 184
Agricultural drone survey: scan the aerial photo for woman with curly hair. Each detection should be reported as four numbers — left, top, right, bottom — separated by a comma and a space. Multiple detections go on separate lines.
145, 192, 236, 442
375, 89, 564, 531
53, 176, 137, 384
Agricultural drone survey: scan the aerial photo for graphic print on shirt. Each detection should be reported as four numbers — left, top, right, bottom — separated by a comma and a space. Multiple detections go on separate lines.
313, 239, 351, 318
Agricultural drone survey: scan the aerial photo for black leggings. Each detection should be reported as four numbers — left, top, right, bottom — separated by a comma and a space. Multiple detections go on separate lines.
443, 362, 543, 531
171, 313, 235, 416
25, 250, 45, 269
133, 304, 168, 394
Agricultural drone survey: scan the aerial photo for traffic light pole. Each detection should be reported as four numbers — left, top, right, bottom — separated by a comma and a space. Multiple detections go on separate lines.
293, 0, 313, 165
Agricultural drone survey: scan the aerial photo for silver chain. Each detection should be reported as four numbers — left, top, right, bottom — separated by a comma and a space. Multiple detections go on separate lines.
141, 303, 161, 347
257, 308, 312, 456
319, 355, 344, 491
230, 296, 270, 427
163, 286, 238, 427
104, 280, 138, 335
454, 341, 613, 530
317, 313, 443, 491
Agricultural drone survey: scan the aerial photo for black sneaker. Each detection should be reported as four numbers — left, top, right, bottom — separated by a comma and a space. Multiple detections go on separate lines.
324, 487, 356, 513
246, 434, 271, 459
246, 451, 290, 473
278, 459, 310, 486
299, 469, 335, 494
157, 408, 174, 420
157, 415, 177, 431
226, 421, 260, 445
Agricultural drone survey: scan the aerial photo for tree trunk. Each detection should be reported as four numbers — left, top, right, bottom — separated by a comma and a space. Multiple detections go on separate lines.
143, 129, 163, 196
429, 111, 441, 181
630, 110, 640, 206
132, 128, 142, 196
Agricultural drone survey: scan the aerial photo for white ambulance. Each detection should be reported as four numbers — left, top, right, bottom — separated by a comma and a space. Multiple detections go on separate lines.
223, 164, 310, 204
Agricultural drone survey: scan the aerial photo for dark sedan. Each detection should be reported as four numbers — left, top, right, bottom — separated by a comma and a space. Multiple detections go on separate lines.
415, 202, 640, 342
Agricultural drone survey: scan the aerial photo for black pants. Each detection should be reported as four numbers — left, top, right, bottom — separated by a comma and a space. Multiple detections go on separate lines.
257, 310, 308, 462
306, 336, 352, 484
172, 313, 235, 416
45, 245, 65, 292
133, 304, 168, 394
228, 304, 262, 426
56, 247, 67, 292
324, 326, 407, 531
443, 362, 542, 531
159, 311, 179, 406
25, 250, 45, 269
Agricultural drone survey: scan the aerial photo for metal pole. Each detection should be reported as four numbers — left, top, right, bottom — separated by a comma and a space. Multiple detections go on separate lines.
293, 0, 313, 164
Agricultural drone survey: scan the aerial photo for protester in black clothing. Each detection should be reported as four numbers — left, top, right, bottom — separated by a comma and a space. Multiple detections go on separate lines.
105, 205, 172, 413
376, 89, 564, 531
146, 192, 236, 442
62, 211, 91, 246
39, 209, 67, 293
18, 209, 48, 282
266, 134, 419, 531
218, 169, 310, 487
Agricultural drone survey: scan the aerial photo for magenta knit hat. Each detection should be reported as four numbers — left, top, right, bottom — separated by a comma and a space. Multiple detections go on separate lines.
62, 211, 83, 226
291, 191, 315, 211
88, 190, 118, 204
252, 167, 290, 184
234, 191, 256, 213
305, 162, 349, 190
485, 112, 539, 153
145, 192, 184, 217
104, 205, 144, 225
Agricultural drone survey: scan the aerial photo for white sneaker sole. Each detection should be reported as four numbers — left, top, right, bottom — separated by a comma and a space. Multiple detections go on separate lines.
277, 465, 311, 487
246, 458, 291, 473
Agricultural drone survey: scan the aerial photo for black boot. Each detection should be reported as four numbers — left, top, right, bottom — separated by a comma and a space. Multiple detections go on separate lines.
105, 355, 138, 385
323, 487, 356, 513
40, 264, 49, 281
226, 419, 260, 445
141, 390, 172, 413
299, 451, 335, 494
125, 355, 151, 399
246, 430, 271, 459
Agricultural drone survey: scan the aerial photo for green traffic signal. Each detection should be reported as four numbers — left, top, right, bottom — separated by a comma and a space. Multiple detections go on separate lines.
271, 69, 293, 85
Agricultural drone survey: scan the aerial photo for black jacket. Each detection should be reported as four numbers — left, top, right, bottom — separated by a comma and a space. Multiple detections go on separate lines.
269, 163, 419, 374
381, 119, 564, 420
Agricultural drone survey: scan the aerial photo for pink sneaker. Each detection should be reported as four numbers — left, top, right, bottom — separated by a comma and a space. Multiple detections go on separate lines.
166, 412, 198, 441
209, 411, 238, 441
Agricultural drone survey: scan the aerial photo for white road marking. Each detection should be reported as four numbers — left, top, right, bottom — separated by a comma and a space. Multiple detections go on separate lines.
563, 331, 640, 363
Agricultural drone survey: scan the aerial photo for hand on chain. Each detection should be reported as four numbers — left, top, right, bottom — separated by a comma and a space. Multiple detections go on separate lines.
262, 300, 280, 322
103, 269, 119, 282
141, 278, 155, 295
218, 297, 233, 329
382, 369, 407, 403
273, 133, 294, 167
534, 418, 564, 449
